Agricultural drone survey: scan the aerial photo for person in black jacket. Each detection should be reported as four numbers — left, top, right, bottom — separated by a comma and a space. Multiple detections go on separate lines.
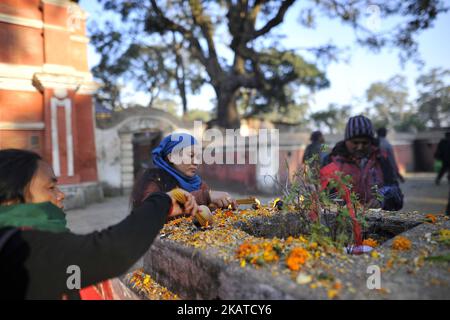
435, 131, 450, 185
0, 148, 199, 299
303, 131, 326, 166
0, 190, 198, 300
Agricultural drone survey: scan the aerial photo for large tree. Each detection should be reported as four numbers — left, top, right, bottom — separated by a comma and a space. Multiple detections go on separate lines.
91, 22, 205, 113
91, 0, 448, 127
310, 103, 351, 134
416, 67, 450, 128
365, 75, 410, 128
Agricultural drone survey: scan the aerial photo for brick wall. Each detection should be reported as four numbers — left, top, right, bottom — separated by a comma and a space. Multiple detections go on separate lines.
197, 150, 257, 190
0, 0, 98, 185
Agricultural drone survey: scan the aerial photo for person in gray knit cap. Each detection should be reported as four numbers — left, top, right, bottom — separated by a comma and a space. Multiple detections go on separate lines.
320, 115, 403, 211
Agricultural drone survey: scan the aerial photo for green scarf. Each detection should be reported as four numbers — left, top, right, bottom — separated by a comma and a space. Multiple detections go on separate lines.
0, 202, 68, 232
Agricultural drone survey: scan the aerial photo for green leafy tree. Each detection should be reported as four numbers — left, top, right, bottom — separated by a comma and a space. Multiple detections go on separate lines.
309, 104, 351, 134
183, 109, 212, 122
90, 0, 448, 127
91, 23, 205, 113
365, 75, 410, 129
416, 68, 450, 128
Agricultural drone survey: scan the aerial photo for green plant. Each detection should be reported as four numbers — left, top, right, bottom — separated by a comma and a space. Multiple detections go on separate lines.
274, 153, 368, 247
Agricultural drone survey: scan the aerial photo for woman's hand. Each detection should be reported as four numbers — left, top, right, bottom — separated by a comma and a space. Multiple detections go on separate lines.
367, 198, 382, 209
166, 189, 199, 218
209, 190, 237, 209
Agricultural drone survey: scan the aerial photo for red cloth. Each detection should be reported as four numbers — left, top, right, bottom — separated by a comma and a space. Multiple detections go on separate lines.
79, 280, 114, 300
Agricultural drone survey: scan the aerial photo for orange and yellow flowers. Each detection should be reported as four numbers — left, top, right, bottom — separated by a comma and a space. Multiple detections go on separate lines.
425, 214, 437, 224
128, 269, 179, 300
286, 247, 311, 271
224, 210, 234, 218
308, 242, 318, 250
327, 289, 339, 299
327, 281, 343, 299
363, 238, 378, 248
236, 240, 280, 266
236, 242, 259, 259
392, 236, 412, 251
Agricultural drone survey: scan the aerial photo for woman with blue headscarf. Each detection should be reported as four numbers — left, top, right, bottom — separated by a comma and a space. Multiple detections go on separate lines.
131, 133, 237, 210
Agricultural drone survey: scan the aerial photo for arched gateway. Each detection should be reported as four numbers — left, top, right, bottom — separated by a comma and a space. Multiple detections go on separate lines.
95, 107, 188, 195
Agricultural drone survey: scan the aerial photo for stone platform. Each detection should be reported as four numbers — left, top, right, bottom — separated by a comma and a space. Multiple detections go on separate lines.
141, 209, 450, 300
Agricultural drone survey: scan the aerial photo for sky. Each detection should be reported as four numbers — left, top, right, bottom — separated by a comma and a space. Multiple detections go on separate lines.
79, 0, 450, 116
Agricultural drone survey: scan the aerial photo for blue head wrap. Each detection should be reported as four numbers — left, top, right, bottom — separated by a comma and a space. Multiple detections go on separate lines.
151, 133, 202, 192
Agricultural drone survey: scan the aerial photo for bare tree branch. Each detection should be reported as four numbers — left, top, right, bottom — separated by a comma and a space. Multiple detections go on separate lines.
188, 0, 222, 76
149, 0, 208, 67
251, 0, 296, 39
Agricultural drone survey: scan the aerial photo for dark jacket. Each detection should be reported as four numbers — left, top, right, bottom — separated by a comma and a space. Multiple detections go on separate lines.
435, 138, 450, 164
132, 168, 211, 209
0, 192, 171, 300
303, 142, 322, 163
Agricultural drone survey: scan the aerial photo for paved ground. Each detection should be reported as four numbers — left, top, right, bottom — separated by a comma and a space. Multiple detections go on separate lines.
66, 196, 131, 234
66, 173, 449, 235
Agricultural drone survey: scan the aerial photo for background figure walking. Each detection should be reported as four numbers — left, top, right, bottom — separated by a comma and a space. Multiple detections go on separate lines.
434, 131, 450, 186
303, 131, 328, 167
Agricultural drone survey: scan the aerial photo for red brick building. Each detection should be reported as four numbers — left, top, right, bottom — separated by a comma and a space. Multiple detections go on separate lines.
0, 0, 99, 188
0, 0, 102, 208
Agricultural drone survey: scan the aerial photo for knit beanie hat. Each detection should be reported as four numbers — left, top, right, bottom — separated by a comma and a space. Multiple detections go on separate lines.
345, 115, 374, 140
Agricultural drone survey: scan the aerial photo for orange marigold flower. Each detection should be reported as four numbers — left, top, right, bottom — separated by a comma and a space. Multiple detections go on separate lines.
224, 210, 234, 217
286, 247, 311, 271
236, 242, 259, 259
333, 281, 343, 290
386, 258, 395, 269
392, 236, 412, 251
263, 248, 279, 263
425, 214, 437, 224
362, 238, 378, 248
167, 218, 183, 226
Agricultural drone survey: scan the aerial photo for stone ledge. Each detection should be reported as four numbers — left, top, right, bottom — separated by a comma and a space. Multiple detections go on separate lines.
142, 212, 450, 299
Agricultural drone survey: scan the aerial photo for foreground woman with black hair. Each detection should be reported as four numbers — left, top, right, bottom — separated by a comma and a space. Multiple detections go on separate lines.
0, 149, 198, 299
